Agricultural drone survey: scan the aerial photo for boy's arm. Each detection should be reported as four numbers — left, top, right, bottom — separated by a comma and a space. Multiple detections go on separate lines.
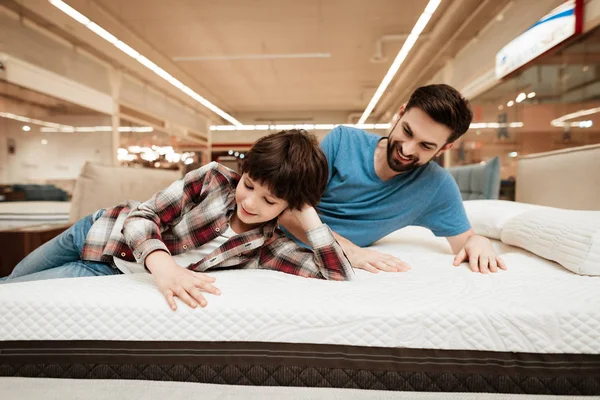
279, 215, 410, 273
122, 162, 231, 265
263, 206, 354, 281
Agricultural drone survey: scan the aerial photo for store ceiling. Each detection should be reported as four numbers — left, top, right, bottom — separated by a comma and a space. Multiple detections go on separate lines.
4, 0, 512, 124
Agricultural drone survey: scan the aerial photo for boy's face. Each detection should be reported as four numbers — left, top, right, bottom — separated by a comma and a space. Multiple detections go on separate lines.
386, 106, 453, 173
235, 174, 289, 227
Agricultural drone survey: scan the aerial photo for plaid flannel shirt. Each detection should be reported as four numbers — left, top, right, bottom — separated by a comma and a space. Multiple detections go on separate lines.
81, 162, 354, 281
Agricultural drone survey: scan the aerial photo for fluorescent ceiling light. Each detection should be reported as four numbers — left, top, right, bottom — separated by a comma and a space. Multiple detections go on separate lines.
552, 107, 600, 124
424, 0, 442, 13
551, 106, 600, 128
0, 112, 73, 130
357, 0, 441, 124
41, 125, 154, 133
173, 53, 332, 61
48, 0, 242, 126
49, 0, 89, 24
412, 13, 432, 36
86, 22, 117, 44
515, 93, 527, 103
209, 123, 392, 132
114, 41, 140, 59
527, 92, 536, 98
507, 100, 514, 107
469, 122, 523, 129
551, 120, 593, 128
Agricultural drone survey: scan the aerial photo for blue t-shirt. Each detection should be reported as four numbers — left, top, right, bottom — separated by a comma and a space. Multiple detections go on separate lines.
315, 126, 471, 247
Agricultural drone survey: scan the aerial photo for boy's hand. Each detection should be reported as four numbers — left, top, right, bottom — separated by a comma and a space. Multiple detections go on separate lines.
146, 251, 220, 310
280, 205, 322, 231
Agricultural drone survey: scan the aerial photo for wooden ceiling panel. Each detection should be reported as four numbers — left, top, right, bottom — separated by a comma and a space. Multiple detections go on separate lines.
94, 0, 429, 114
7, 0, 505, 122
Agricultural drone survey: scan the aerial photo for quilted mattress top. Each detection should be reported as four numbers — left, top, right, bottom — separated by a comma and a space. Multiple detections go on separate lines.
1, 227, 599, 354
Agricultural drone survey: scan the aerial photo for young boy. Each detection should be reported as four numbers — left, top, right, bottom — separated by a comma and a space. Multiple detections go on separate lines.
1, 130, 354, 309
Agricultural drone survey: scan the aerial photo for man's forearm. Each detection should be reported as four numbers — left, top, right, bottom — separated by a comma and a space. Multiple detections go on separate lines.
446, 228, 477, 254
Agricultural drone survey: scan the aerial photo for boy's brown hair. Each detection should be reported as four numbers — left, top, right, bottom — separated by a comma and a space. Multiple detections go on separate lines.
242, 129, 328, 210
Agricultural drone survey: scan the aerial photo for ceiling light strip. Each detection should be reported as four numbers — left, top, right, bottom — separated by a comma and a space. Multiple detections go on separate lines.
0, 112, 74, 129
173, 53, 332, 61
209, 123, 393, 132
48, 0, 243, 126
552, 107, 600, 124
41, 126, 154, 133
357, 0, 442, 125
470, 122, 524, 129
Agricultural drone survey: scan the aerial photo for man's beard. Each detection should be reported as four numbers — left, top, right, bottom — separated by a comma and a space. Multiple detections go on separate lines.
386, 139, 422, 173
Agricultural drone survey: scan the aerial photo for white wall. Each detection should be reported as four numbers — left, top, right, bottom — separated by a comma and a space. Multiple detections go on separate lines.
0, 118, 112, 183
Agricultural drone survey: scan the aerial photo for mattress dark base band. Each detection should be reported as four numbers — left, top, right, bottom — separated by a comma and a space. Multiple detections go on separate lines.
1, 341, 599, 395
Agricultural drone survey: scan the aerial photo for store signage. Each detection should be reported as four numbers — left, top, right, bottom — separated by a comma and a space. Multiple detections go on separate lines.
495, 0, 583, 79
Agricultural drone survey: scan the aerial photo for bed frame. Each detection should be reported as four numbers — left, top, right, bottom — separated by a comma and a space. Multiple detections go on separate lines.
516, 143, 600, 210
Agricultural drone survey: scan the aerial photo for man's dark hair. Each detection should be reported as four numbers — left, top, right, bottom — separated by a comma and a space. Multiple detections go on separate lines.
242, 129, 328, 210
405, 84, 473, 143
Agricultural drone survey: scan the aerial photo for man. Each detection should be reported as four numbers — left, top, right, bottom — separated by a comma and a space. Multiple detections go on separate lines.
281, 84, 506, 274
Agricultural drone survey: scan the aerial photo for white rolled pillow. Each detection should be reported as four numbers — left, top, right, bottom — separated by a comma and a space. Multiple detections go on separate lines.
463, 200, 545, 240
501, 208, 600, 276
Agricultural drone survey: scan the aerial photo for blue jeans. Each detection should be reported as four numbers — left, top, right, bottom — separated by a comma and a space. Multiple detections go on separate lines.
0, 210, 122, 284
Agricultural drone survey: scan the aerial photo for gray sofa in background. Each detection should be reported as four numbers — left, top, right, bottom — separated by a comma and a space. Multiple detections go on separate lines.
447, 157, 501, 200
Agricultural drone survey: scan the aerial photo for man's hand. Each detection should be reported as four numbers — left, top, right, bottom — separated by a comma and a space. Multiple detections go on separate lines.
146, 251, 220, 310
347, 246, 411, 273
278, 210, 410, 273
452, 234, 507, 274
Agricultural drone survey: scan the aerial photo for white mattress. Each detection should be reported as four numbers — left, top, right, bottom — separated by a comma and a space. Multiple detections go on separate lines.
1, 226, 599, 354
0, 201, 70, 230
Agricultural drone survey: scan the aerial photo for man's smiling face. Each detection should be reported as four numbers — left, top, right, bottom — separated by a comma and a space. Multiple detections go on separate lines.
386, 106, 454, 173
